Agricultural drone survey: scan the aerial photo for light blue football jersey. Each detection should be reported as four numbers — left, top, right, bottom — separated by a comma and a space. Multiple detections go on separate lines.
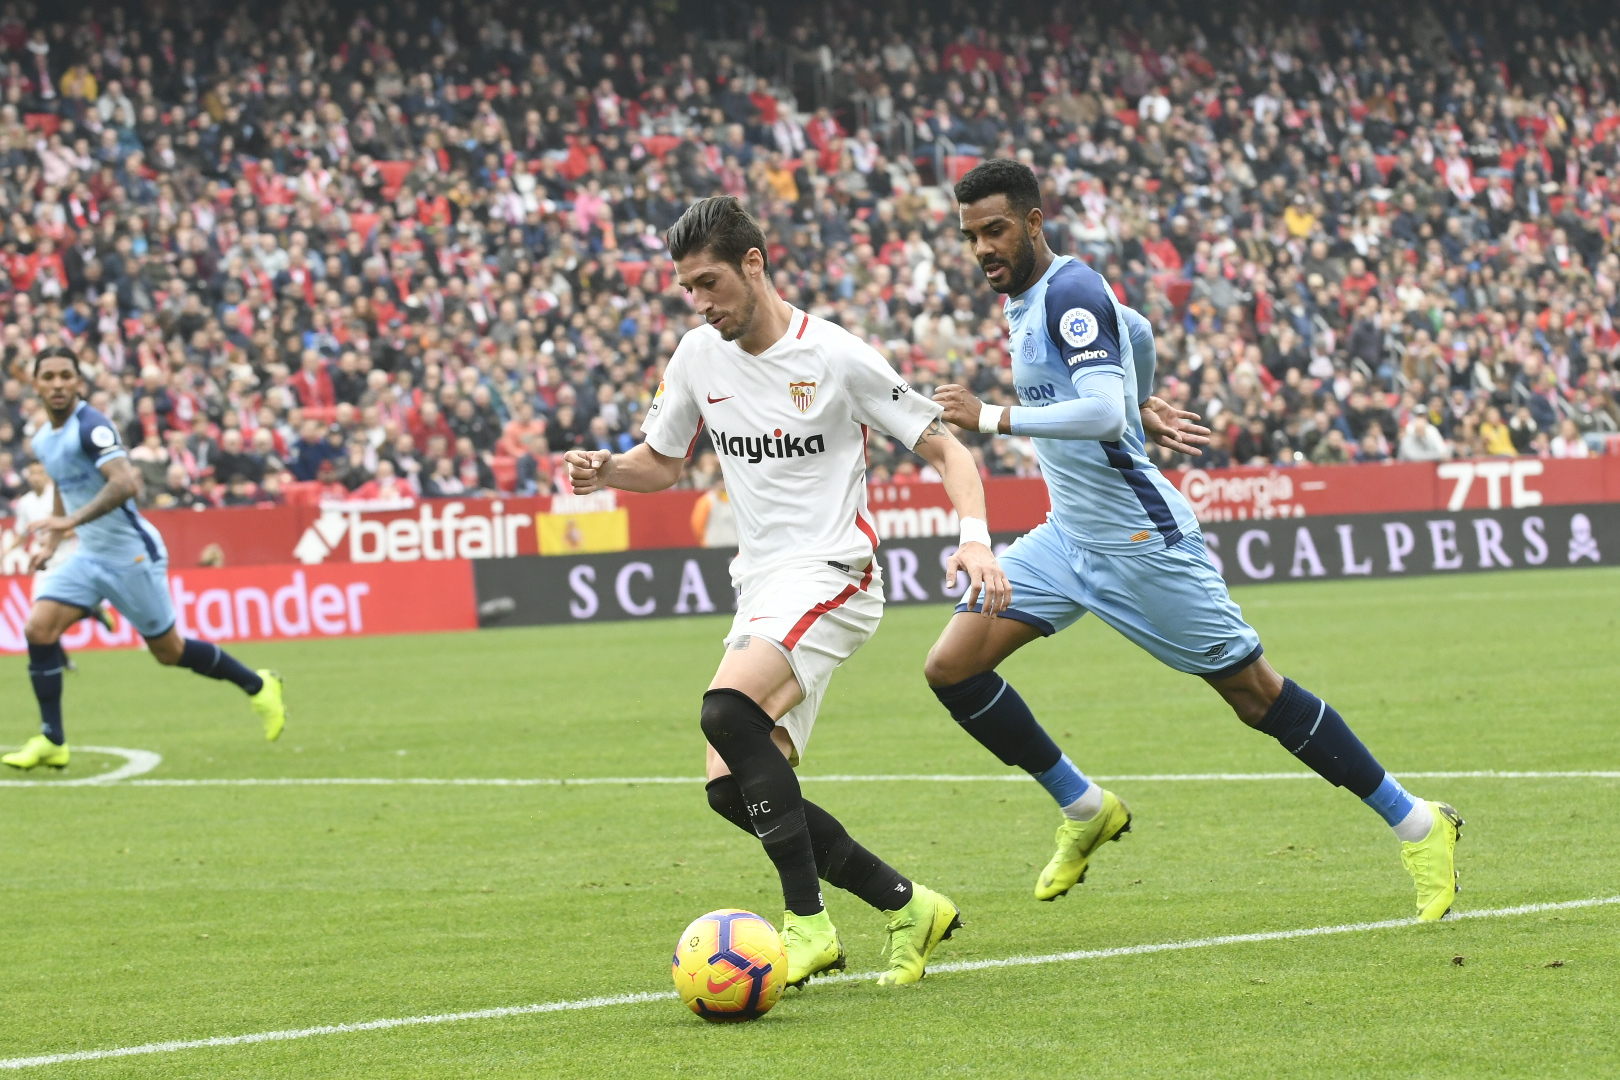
30, 401, 166, 564
1004, 255, 1199, 555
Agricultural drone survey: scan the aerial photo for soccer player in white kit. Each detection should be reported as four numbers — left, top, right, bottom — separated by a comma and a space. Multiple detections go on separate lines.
567, 196, 1009, 989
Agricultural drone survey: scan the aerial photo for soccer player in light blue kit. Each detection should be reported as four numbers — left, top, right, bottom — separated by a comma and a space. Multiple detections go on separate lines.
925, 161, 1463, 920
2, 348, 287, 771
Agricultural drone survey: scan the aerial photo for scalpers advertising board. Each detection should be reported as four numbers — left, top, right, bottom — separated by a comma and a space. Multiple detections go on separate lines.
473, 503, 1619, 627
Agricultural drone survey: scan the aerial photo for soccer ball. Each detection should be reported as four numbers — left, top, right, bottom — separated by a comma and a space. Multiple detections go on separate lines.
671, 909, 788, 1022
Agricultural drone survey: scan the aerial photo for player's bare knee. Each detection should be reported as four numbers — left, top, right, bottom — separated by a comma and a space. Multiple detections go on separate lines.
1230, 695, 1270, 729
924, 644, 978, 687
149, 640, 183, 665
22, 621, 58, 646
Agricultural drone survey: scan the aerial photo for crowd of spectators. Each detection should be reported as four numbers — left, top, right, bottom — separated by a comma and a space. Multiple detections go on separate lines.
1, 0, 1619, 516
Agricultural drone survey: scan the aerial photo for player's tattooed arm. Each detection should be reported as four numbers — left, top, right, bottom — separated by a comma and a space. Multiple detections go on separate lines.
911, 412, 1012, 615
28, 458, 143, 568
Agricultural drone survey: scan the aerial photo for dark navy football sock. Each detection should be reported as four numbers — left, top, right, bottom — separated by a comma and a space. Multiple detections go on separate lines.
932, 671, 1074, 787
27, 642, 65, 745
178, 639, 264, 696
1256, 679, 1385, 799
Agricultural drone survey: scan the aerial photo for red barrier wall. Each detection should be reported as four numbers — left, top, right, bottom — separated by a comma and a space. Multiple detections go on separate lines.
0, 459, 1612, 569
0, 560, 478, 653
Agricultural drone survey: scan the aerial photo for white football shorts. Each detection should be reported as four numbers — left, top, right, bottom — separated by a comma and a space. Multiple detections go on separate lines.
723, 559, 886, 764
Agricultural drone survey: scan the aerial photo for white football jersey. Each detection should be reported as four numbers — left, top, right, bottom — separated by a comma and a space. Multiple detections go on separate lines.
643, 307, 942, 586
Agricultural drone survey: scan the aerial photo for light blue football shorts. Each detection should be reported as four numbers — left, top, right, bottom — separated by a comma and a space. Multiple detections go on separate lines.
37, 552, 177, 639
958, 520, 1263, 678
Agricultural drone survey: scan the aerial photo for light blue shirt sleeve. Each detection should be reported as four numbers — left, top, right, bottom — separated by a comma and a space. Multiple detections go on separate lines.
1120, 306, 1156, 405
1008, 367, 1127, 441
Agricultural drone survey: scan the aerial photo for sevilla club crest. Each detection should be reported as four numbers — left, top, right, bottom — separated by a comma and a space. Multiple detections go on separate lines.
788, 380, 817, 413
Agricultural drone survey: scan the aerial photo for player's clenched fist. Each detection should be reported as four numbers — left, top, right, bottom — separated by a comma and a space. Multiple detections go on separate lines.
564, 449, 615, 494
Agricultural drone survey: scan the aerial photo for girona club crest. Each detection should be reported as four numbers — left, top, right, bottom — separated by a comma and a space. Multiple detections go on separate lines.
788, 381, 817, 413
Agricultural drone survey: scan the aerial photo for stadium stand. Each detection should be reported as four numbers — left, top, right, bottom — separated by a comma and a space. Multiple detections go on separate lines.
1, 0, 1618, 513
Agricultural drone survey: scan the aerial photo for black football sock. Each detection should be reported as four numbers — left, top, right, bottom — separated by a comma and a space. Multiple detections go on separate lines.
1256, 679, 1385, 798
803, 800, 914, 912
27, 642, 66, 745
709, 778, 912, 910
705, 776, 754, 833
699, 689, 823, 916
177, 639, 265, 696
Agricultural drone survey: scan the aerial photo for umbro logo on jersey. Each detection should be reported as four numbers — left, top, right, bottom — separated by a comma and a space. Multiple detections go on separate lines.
1204, 642, 1230, 660
1065, 349, 1110, 367
711, 427, 826, 463
706, 393, 734, 403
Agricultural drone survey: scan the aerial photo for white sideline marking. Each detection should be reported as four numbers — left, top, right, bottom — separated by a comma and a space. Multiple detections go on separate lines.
0, 747, 162, 787
110, 769, 1620, 788
2, 895, 1613, 1071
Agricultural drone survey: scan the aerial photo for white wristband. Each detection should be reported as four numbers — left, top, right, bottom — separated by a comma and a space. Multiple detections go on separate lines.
959, 517, 992, 548
978, 404, 1005, 434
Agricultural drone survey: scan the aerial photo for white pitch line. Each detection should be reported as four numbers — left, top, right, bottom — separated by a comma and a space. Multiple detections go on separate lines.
0, 747, 163, 787
2, 894, 1613, 1072
108, 769, 1620, 788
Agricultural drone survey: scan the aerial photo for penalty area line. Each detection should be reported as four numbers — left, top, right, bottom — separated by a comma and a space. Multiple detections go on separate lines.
2, 895, 1614, 1071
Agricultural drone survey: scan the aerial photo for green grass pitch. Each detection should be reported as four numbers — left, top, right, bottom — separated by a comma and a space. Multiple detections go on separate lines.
2, 567, 1618, 1077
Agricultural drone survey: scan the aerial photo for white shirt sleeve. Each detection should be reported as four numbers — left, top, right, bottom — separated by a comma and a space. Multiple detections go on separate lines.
640, 347, 703, 460
840, 338, 943, 448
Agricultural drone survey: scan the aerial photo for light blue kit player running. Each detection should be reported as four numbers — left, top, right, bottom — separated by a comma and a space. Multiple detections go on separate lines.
2, 348, 287, 773
924, 161, 1463, 921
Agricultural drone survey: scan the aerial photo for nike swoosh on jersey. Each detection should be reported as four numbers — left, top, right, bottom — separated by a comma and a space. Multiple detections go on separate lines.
707, 393, 734, 403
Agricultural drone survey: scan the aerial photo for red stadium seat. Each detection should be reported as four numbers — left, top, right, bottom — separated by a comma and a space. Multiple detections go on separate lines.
24, 113, 59, 136
619, 260, 648, 288
377, 162, 413, 201
1165, 280, 1193, 309
349, 212, 380, 240
491, 455, 518, 493
945, 155, 981, 182
1374, 155, 1397, 180
281, 481, 325, 507
642, 135, 681, 159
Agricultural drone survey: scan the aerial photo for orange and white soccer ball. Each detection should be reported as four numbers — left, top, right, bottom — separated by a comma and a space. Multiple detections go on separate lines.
671, 909, 788, 1022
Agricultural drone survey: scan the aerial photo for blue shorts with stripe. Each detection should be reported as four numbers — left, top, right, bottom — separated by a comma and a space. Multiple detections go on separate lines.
37, 552, 176, 639
959, 520, 1263, 678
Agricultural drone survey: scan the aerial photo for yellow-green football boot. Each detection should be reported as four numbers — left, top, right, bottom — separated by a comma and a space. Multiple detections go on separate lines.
250, 670, 286, 741
1035, 789, 1132, 901
1401, 801, 1464, 921
876, 883, 961, 987
781, 908, 846, 987
3, 735, 70, 771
